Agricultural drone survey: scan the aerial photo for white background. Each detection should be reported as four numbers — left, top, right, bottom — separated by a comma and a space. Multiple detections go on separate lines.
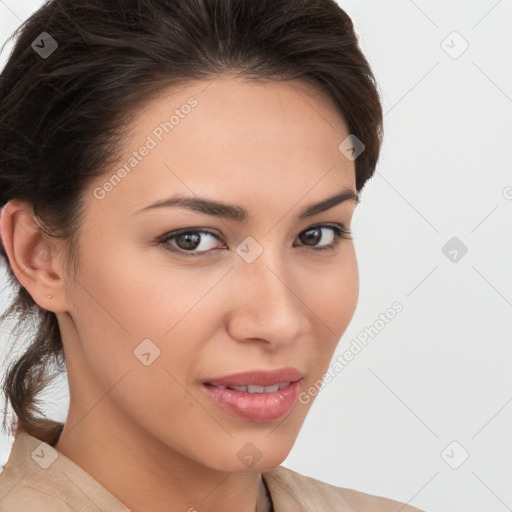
1, 1, 511, 511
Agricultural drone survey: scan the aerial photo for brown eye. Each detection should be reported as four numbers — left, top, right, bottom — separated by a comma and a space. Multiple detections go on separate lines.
159, 229, 224, 257
174, 232, 202, 251
158, 223, 351, 258
295, 224, 351, 250
299, 226, 325, 246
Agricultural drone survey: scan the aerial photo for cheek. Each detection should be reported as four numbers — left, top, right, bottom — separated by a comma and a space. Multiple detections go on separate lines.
303, 247, 359, 369
311, 247, 358, 332
63, 248, 216, 432
70, 240, 220, 336
65, 245, 228, 381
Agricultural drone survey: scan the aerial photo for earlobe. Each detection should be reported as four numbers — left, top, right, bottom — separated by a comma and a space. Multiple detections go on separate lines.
0, 199, 66, 311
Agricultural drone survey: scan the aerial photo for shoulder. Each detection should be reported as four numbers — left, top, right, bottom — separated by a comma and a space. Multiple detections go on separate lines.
0, 432, 73, 511
0, 431, 129, 512
0, 461, 75, 512
262, 465, 426, 512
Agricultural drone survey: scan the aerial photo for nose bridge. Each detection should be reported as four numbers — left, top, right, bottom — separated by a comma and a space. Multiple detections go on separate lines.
228, 239, 309, 343
238, 235, 290, 299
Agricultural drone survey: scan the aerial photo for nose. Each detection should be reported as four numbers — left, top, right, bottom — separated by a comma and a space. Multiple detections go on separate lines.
225, 246, 311, 348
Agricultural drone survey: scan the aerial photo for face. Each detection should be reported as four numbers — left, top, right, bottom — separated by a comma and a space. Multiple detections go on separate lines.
57, 75, 359, 472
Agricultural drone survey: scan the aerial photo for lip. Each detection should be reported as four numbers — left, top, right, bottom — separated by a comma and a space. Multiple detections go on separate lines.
201, 380, 301, 422
203, 367, 303, 387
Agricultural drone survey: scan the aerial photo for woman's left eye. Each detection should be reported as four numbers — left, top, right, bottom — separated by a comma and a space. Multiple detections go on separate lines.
157, 224, 352, 258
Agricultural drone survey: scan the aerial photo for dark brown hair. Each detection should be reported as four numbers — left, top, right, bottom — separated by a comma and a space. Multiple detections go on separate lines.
0, 0, 383, 445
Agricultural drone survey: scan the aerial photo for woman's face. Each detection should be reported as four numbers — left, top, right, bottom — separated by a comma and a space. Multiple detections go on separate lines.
59, 75, 359, 471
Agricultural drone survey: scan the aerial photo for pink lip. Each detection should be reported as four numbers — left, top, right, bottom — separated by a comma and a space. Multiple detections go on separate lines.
204, 367, 303, 387
201, 380, 301, 422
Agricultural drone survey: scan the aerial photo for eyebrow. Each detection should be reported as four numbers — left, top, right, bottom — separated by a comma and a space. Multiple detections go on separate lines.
133, 187, 359, 221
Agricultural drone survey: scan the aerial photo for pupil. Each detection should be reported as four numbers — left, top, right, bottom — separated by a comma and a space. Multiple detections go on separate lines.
179, 233, 200, 250
301, 227, 321, 246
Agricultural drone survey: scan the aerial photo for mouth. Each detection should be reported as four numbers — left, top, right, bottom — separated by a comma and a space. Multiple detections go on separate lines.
201, 368, 303, 423
202, 367, 303, 388
203, 381, 294, 393
201, 381, 301, 422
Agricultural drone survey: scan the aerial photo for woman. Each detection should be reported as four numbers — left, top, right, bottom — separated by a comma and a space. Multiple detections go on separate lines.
0, 0, 425, 510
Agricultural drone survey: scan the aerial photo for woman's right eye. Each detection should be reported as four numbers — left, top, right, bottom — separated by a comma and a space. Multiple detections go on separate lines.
157, 229, 225, 257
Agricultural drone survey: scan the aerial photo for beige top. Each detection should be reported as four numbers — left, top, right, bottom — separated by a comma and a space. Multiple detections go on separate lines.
0, 430, 425, 511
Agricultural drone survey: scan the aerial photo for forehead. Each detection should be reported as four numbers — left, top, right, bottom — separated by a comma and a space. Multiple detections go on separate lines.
86, 76, 355, 219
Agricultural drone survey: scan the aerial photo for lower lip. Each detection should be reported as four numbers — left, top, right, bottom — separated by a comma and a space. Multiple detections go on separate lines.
201, 381, 301, 423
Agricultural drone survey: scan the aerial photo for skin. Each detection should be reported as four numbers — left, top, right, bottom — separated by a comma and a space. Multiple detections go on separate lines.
1, 75, 359, 512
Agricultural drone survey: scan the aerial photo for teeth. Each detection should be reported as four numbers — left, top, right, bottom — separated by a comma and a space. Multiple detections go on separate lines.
210, 382, 291, 393
247, 385, 265, 393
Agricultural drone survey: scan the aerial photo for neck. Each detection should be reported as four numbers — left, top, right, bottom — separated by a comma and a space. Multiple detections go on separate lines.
54, 406, 270, 512
52, 319, 274, 512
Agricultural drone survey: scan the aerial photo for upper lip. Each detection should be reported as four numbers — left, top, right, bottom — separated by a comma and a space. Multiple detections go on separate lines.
204, 367, 303, 387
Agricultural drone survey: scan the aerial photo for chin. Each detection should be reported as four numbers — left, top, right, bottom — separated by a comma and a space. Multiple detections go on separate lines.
207, 433, 298, 473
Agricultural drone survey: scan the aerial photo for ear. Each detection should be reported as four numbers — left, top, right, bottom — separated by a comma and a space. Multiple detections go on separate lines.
0, 199, 68, 312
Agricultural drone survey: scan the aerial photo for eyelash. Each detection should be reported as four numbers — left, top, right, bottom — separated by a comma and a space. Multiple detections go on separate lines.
156, 223, 352, 258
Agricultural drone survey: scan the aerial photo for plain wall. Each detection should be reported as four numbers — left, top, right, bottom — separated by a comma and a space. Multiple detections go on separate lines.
1, 1, 511, 511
